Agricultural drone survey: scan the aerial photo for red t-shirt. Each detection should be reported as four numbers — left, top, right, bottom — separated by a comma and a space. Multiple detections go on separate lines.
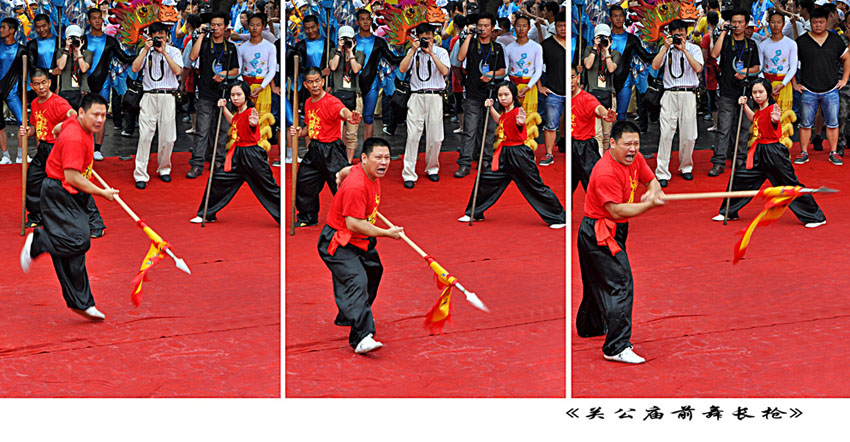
751, 104, 782, 144
327, 164, 381, 251
571, 89, 601, 141
229, 107, 261, 147
30, 93, 72, 144
304, 92, 345, 143
497, 107, 528, 146
584, 151, 655, 222
700, 37, 718, 90
46, 116, 94, 194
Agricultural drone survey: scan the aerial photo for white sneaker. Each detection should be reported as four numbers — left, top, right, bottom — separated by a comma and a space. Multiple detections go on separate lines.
711, 214, 738, 222
72, 306, 106, 321
603, 347, 646, 364
805, 220, 826, 228
93, 151, 104, 161
354, 333, 383, 354
0, 155, 11, 165
458, 215, 471, 222
20, 232, 33, 273
15, 156, 21, 164
189, 216, 215, 224
549, 223, 566, 229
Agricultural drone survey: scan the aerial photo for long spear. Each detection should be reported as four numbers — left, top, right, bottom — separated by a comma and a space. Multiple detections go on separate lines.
21, 55, 28, 236
90, 170, 191, 305
289, 55, 299, 236
376, 212, 488, 315
660, 186, 838, 201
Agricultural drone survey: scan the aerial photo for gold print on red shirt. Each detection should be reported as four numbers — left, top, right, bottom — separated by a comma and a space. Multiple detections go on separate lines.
34, 111, 48, 140
82, 162, 93, 180
628, 169, 639, 203
307, 109, 321, 139
367, 194, 380, 224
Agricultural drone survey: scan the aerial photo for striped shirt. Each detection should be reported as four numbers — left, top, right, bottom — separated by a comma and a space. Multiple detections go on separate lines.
409, 46, 450, 92
660, 41, 703, 89
140, 44, 184, 91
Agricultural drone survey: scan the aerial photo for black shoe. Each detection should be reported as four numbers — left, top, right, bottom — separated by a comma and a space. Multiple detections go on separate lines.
120, 130, 133, 138
90, 228, 105, 238
708, 164, 724, 176
295, 219, 318, 228
135, 181, 146, 189
454, 166, 470, 178
404, 180, 415, 189
658, 179, 668, 188
681, 172, 693, 180
427, 174, 439, 182
186, 166, 203, 179
25, 220, 39, 228
159, 174, 171, 182
334, 314, 352, 327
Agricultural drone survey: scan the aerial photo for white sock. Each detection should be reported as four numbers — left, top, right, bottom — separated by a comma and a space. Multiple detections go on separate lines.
16, 147, 22, 157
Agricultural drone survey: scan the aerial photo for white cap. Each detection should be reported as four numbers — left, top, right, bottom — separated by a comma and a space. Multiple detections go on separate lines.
66, 24, 84, 38
338, 25, 355, 39
295, 0, 308, 8
839, 0, 850, 7
13, 0, 24, 7
747, 20, 756, 27
352, 0, 365, 8
162, 0, 176, 5
815, 0, 828, 5
436, 0, 448, 6
493, 22, 502, 31
594, 23, 611, 37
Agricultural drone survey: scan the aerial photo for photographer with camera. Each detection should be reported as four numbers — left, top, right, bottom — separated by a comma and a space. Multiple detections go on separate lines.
650, 19, 703, 188
187, 10, 241, 179
398, 22, 450, 189
328, 25, 365, 163
583, 23, 620, 153
454, 11, 507, 178
708, 9, 760, 177
130, 22, 183, 190
53, 25, 91, 111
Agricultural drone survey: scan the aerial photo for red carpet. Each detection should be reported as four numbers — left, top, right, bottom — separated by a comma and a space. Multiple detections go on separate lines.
572, 148, 850, 397
285, 150, 566, 397
0, 152, 280, 397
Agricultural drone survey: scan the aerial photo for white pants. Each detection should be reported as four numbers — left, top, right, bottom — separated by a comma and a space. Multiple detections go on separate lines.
656, 90, 697, 180
135, 93, 176, 182
402, 93, 443, 182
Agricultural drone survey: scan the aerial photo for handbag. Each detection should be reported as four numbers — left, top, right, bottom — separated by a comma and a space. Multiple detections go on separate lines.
123, 77, 143, 112
332, 90, 357, 111
390, 77, 411, 110
643, 74, 664, 113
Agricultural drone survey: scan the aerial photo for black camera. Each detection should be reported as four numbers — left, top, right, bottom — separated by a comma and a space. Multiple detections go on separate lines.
722, 23, 736, 32
598, 35, 609, 47
153, 37, 163, 48
419, 38, 429, 48
69, 36, 80, 48
672, 34, 682, 45
342, 37, 353, 49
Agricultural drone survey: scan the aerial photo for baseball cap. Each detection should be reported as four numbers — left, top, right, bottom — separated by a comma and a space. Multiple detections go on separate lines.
747, 20, 757, 27
66, 24, 84, 38
295, 0, 308, 8
338, 25, 355, 39
594, 23, 611, 37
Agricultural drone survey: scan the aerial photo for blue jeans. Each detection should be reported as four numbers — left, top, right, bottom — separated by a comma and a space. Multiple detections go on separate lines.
2, 87, 22, 126
361, 78, 380, 124
616, 75, 635, 121
800, 88, 839, 128
544, 93, 566, 131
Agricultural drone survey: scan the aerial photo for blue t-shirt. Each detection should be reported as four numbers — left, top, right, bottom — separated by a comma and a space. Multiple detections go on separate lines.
86, 33, 106, 70
0, 41, 18, 81
36, 36, 56, 69
305, 38, 324, 68
355, 34, 376, 66
611, 32, 628, 58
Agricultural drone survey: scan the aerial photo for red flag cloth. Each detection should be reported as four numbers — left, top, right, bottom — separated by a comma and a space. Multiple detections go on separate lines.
131, 220, 169, 306
422, 255, 457, 334
733, 186, 804, 264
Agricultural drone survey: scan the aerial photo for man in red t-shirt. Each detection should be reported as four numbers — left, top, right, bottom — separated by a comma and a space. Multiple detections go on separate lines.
19, 69, 106, 238
575, 121, 665, 364
571, 65, 617, 200
289, 67, 362, 227
317, 138, 403, 354
20, 94, 119, 321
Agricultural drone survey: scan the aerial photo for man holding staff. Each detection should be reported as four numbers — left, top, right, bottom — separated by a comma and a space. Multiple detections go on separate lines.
317, 137, 403, 354
575, 121, 665, 364
19, 94, 119, 321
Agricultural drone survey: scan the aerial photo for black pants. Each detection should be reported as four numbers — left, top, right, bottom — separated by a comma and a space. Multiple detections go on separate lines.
576, 217, 634, 357
295, 139, 348, 225
196, 145, 281, 223
717, 142, 826, 223
317, 225, 383, 349
713, 94, 751, 166
458, 99, 497, 168
464, 144, 566, 225
30, 178, 96, 310
58, 90, 83, 110
572, 138, 601, 195
26, 141, 106, 230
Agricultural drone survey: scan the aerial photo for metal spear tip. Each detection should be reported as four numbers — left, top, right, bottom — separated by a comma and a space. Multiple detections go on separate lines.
174, 257, 192, 275
812, 186, 840, 193
465, 292, 490, 313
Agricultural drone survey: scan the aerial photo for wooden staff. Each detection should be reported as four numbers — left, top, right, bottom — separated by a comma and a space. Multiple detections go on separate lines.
289, 55, 300, 236
201, 48, 235, 227
21, 55, 28, 236
661, 187, 837, 201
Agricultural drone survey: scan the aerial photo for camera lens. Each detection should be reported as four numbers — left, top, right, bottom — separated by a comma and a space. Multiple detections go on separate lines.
343, 38, 352, 48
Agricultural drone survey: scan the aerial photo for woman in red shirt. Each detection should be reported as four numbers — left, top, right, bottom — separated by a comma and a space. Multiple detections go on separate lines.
458, 82, 566, 228
712, 78, 826, 227
190, 82, 281, 224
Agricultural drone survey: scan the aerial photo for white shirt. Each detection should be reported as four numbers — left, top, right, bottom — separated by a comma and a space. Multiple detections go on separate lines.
409, 46, 450, 91
505, 39, 543, 88
238, 38, 277, 90
758, 35, 797, 86
660, 41, 704, 89
496, 33, 516, 48
528, 19, 551, 44
141, 44, 184, 91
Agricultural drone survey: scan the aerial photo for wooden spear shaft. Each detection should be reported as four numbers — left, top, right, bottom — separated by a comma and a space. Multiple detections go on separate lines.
21, 55, 28, 236
289, 55, 300, 236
